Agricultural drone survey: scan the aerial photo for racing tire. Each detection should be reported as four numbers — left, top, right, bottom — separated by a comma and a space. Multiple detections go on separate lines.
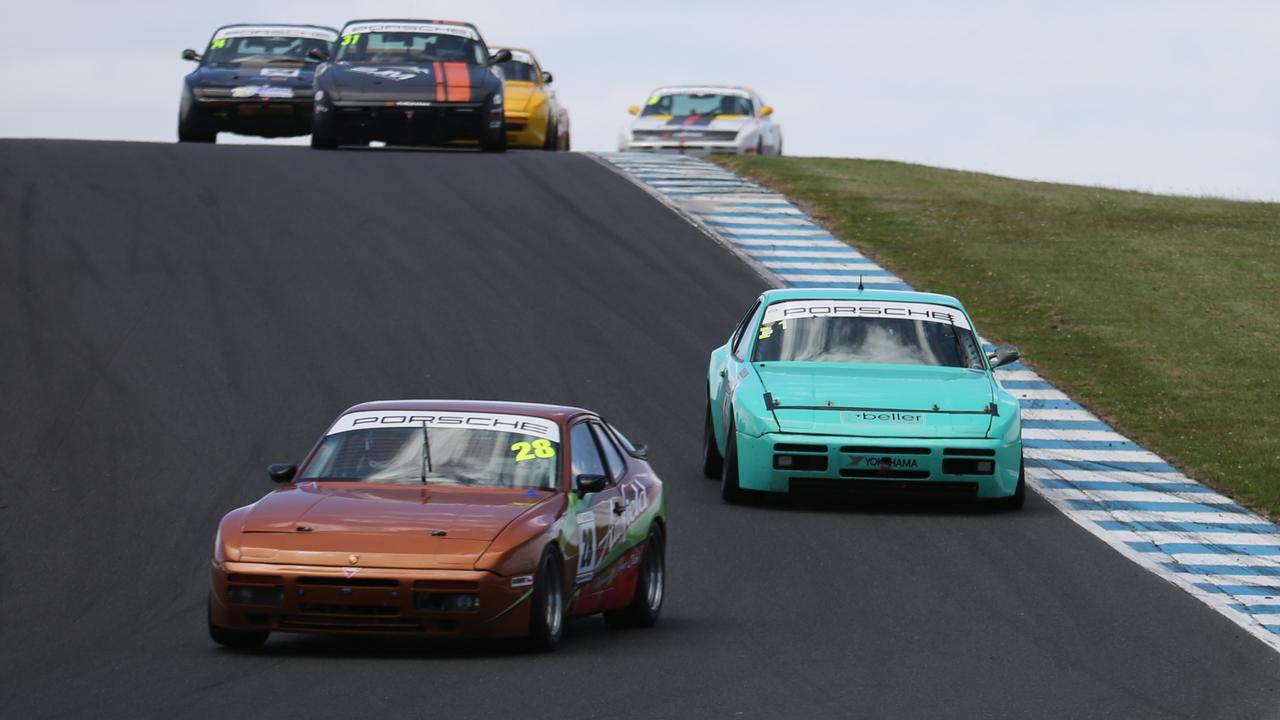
755, 139, 764, 155
720, 420, 746, 503
527, 546, 565, 652
310, 110, 340, 150
702, 402, 723, 478
603, 524, 665, 629
207, 598, 268, 650
480, 115, 508, 153
177, 111, 216, 144
995, 459, 1026, 510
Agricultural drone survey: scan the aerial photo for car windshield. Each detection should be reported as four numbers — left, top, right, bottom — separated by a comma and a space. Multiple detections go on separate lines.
299, 411, 560, 490
336, 24, 486, 64
752, 300, 986, 369
496, 59, 536, 82
642, 92, 753, 117
205, 28, 335, 65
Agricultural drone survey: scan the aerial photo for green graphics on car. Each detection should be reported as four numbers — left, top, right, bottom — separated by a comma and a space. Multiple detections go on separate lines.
703, 288, 1025, 507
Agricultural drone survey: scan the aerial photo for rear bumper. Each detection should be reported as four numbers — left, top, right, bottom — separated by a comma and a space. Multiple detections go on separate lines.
209, 560, 531, 638
734, 431, 1021, 499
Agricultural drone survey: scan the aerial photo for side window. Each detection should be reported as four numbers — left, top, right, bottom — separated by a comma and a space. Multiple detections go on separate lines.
732, 301, 765, 360
605, 421, 640, 456
591, 423, 627, 482
730, 300, 762, 358
570, 422, 607, 479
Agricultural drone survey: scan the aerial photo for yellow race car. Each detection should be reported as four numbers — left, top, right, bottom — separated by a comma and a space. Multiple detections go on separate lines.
492, 47, 569, 150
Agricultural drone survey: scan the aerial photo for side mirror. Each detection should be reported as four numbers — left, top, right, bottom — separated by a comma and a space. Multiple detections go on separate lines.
988, 343, 1020, 369
268, 463, 298, 483
182, 48, 201, 62
307, 47, 329, 62
489, 48, 512, 65
541, 70, 553, 84
576, 474, 609, 496
759, 105, 774, 117
628, 105, 639, 116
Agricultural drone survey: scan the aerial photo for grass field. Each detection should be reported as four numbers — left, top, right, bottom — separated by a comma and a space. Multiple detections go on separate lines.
718, 156, 1280, 518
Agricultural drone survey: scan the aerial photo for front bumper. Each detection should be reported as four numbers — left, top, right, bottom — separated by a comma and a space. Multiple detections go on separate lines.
209, 560, 532, 638
734, 431, 1021, 499
623, 140, 747, 156
326, 101, 496, 144
192, 97, 314, 136
503, 110, 546, 148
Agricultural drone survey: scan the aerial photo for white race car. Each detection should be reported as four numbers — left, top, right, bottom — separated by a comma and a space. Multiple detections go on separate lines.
619, 86, 782, 156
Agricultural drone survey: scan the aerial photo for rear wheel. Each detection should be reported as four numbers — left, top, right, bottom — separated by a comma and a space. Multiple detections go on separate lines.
720, 420, 745, 503
527, 546, 565, 651
207, 598, 268, 650
604, 524, 665, 628
702, 403, 723, 478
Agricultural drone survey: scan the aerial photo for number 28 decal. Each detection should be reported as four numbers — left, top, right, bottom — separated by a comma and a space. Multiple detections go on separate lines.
511, 439, 556, 461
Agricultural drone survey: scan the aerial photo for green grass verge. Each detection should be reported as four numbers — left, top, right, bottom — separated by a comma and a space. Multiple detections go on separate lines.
717, 156, 1280, 519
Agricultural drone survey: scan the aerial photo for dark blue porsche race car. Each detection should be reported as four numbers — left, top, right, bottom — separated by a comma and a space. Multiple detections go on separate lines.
178, 24, 338, 143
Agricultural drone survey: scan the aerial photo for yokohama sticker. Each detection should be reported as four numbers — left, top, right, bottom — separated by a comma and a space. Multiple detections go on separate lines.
214, 26, 339, 42
761, 300, 971, 329
327, 411, 560, 442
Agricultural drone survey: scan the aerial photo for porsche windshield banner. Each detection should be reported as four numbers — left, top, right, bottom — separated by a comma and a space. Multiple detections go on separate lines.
342, 22, 480, 40
328, 411, 560, 442
761, 300, 972, 330
214, 26, 339, 42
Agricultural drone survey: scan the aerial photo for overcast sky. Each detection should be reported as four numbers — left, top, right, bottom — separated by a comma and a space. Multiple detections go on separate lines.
3, 1, 1276, 200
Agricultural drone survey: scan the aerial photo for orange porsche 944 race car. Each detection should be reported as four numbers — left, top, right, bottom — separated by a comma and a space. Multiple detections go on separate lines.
208, 400, 665, 651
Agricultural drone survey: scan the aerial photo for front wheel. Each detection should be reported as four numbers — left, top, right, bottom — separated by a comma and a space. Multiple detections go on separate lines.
720, 421, 745, 503
995, 459, 1026, 510
207, 598, 268, 650
702, 403, 723, 478
480, 114, 507, 153
527, 546, 565, 651
604, 524, 665, 628
543, 118, 559, 151
177, 109, 216, 143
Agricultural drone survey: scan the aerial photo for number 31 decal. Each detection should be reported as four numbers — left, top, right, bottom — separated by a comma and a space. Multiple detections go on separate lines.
511, 439, 556, 461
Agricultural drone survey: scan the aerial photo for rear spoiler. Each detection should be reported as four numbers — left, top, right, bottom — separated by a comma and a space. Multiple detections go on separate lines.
763, 393, 998, 416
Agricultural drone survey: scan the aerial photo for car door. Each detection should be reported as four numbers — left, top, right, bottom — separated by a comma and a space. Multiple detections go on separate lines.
567, 420, 623, 612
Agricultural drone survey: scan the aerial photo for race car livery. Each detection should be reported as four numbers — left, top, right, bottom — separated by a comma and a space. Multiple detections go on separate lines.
621, 85, 782, 156
704, 288, 1024, 506
208, 400, 666, 651
178, 24, 339, 142
491, 47, 569, 150
310, 20, 509, 150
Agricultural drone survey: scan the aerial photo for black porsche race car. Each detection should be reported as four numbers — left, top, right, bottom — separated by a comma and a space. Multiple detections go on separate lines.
310, 20, 511, 151
178, 24, 339, 143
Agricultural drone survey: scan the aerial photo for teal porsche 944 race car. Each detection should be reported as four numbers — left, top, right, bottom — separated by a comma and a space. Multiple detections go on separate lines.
703, 288, 1024, 507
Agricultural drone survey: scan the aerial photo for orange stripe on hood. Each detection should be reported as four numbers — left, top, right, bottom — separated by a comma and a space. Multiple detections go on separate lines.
433, 62, 445, 101
443, 62, 471, 102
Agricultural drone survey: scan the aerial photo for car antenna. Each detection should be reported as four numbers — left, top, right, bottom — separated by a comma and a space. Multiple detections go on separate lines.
858, 275, 865, 291
420, 420, 433, 484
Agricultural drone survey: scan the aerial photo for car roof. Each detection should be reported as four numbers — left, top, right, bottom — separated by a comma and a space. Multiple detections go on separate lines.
758, 287, 967, 311
339, 399, 595, 423
652, 85, 752, 95
340, 18, 483, 32
215, 23, 340, 31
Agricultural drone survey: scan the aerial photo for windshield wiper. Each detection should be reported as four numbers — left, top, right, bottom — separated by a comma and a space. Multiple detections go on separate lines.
421, 422, 433, 485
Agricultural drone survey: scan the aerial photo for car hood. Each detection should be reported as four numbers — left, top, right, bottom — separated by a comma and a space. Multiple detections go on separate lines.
191, 64, 317, 87
237, 483, 551, 569
756, 363, 996, 439
630, 114, 749, 133
502, 81, 542, 113
326, 61, 493, 102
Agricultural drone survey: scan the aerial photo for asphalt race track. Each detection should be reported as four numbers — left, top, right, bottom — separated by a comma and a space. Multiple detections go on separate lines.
1, 140, 1278, 719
